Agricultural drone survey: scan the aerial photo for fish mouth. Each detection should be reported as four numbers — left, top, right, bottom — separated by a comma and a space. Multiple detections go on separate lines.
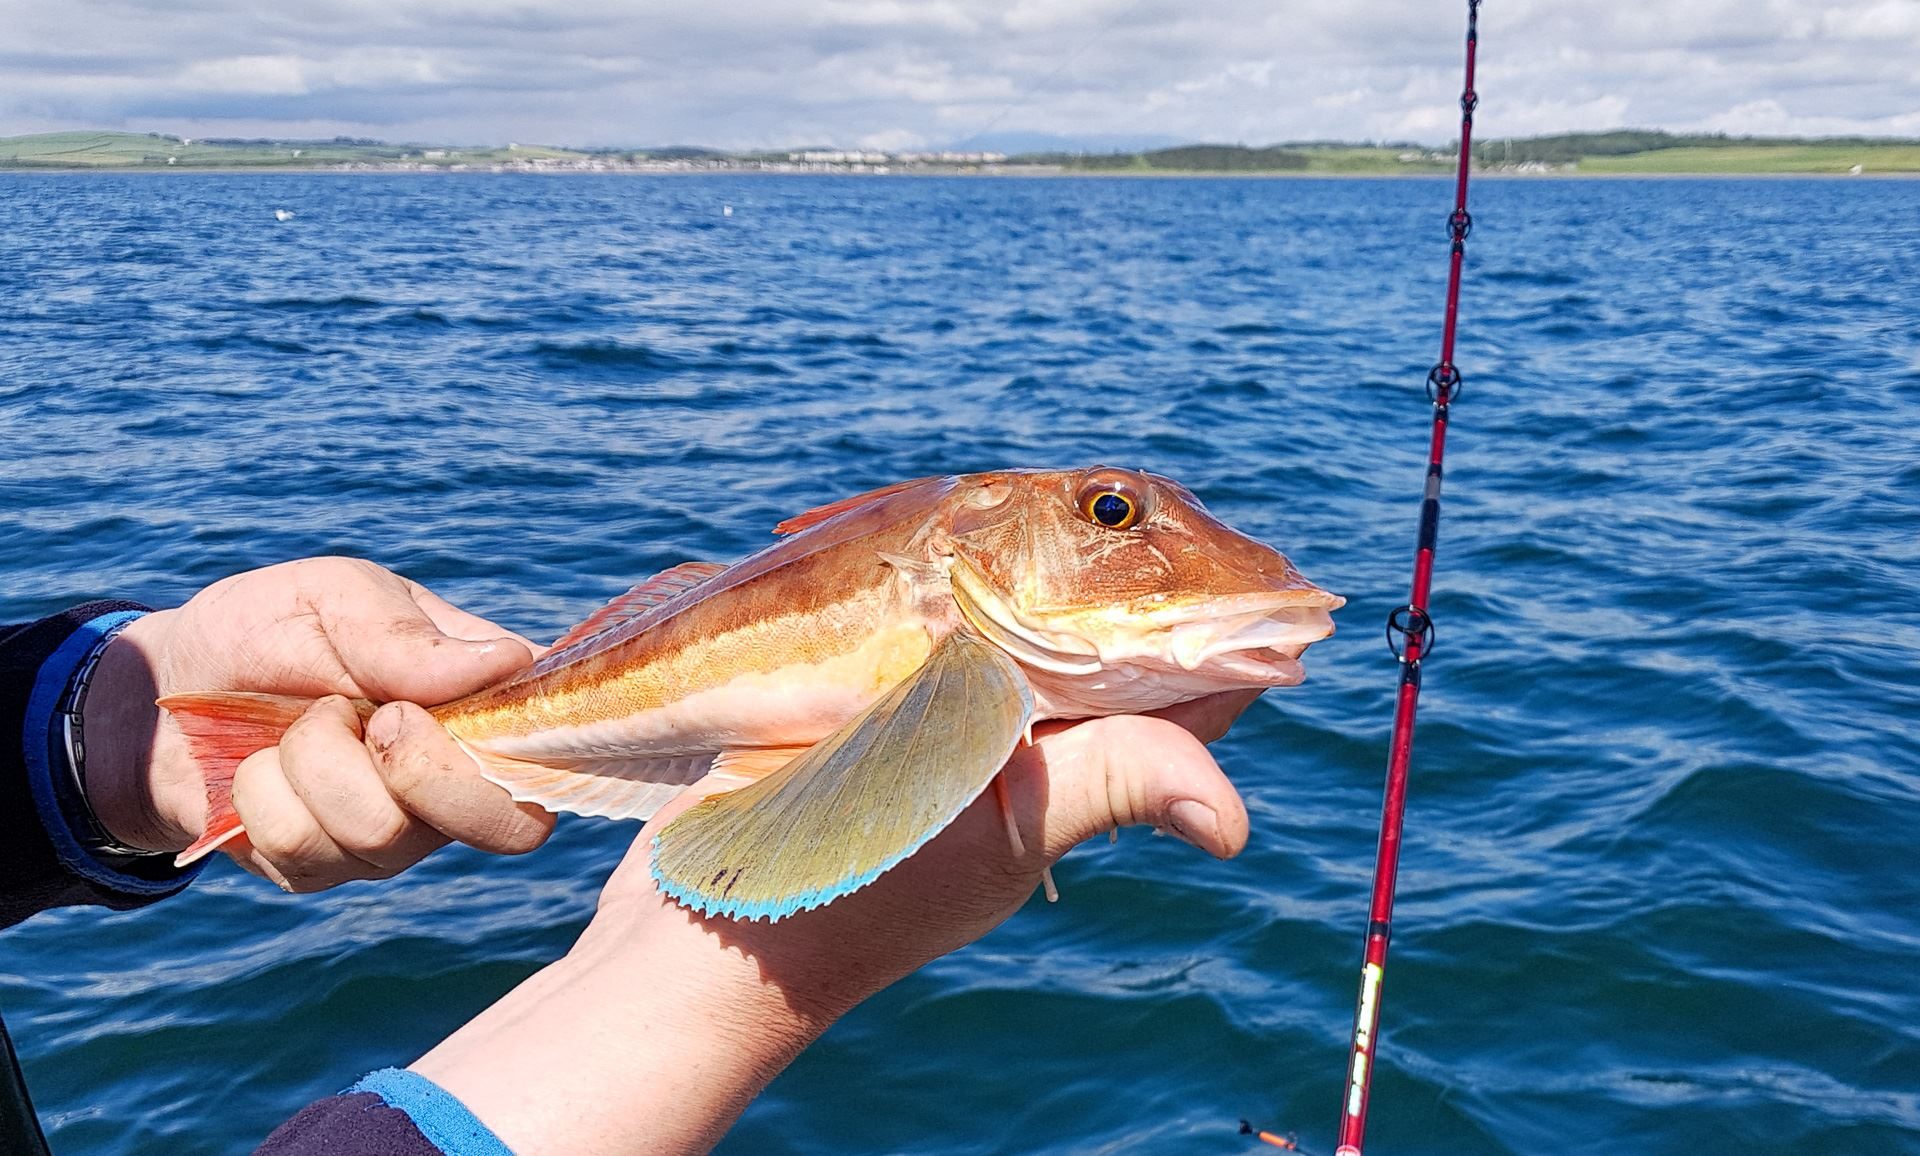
1164, 598, 1341, 684
954, 567, 1342, 686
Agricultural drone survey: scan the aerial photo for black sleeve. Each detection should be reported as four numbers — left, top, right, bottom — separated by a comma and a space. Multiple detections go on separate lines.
255, 1092, 452, 1156
255, 1068, 513, 1155
1, 600, 196, 930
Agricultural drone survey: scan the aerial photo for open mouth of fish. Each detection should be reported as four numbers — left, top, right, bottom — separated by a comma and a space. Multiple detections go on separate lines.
959, 584, 1342, 685
1160, 591, 1343, 683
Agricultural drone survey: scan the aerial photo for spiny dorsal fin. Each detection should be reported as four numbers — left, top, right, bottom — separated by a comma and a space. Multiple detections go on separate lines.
651, 631, 1033, 922
540, 561, 728, 667
774, 476, 947, 536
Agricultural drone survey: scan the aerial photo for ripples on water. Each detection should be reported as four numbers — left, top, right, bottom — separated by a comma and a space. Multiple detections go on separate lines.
1, 173, 1916, 1155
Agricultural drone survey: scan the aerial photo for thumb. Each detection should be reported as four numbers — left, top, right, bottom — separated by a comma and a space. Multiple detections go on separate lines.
1017, 713, 1251, 862
323, 588, 537, 705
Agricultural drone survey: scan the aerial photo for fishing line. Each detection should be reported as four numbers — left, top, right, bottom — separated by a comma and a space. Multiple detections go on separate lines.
1242, 2, 1482, 1151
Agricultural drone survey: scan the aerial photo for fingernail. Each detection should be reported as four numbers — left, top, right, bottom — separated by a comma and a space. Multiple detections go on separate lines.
1165, 799, 1222, 857
366, 704, 404, 754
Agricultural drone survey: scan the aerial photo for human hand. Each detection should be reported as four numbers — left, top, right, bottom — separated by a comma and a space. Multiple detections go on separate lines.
83, 556, 553, 889
410, 691, 1257, 1155
602, 689, 1257, 1007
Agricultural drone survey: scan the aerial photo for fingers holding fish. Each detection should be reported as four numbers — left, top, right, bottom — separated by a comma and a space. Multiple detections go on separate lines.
214, 694, 551, 891
1016, 713, 1250, 862
278, 696, 452, 874
405, 578, 549, 659
229, 744, 395, 892
224, 695, 445, 888
159, 469, 1331, 910
1148, 688, 1266, 745
304, 559, 538, 704
366, 702, 555, 857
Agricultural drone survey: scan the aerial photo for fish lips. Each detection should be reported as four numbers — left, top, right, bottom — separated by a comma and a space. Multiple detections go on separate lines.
1023, 590, 1343, 685
1158, 592, 1343, 683
951, 553, 1343, 685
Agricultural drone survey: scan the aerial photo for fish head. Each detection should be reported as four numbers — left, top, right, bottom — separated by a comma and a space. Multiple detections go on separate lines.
939, 467, 1343, 701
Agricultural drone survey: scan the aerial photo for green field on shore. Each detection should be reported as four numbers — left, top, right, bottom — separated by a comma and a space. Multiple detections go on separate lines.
0, 131, 585, 169
1572, 142, 1920, 173
4, 129, 1918, 174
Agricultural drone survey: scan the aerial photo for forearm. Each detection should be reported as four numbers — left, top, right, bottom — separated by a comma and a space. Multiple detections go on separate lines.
410, 891, 845, 1156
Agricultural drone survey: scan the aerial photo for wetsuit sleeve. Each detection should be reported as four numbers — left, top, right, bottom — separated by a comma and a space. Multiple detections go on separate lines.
256, 1069, 513, 1156
1, 601, 201, 930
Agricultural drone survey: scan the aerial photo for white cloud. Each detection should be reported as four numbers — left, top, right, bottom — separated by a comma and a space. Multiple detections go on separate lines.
1819, 1, 1920, 41
0, 0, 1914, 147
856, 127, 927, 151
1700, 98, 1920, 138
817, 0, 980, 34
176, 56, 311, 96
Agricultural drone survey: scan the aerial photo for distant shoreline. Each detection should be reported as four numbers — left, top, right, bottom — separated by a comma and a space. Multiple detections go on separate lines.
8, 130, 1920, 178
6, 165, 1917, 181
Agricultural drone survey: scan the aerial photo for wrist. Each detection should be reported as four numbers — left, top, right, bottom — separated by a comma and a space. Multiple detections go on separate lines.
575, 889, 868, 1029
412, 889, 847, 1156
81, 610, 193, 852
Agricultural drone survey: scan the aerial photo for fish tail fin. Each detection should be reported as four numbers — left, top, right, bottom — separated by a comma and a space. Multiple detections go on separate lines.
158, 692, 368, 867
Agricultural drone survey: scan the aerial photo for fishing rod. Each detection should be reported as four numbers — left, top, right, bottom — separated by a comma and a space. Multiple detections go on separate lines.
0, 1018, 51, 1156
1245, 3, 1483, 1151
1329, 3, 1480, 1152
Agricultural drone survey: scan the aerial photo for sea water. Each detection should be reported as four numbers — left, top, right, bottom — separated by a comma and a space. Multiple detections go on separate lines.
1, 172, 1916, 1154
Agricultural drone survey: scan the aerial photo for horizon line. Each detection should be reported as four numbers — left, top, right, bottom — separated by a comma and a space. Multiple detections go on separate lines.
8, 126, 1920, 155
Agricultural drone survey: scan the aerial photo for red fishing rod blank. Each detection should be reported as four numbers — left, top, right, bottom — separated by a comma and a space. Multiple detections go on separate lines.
1332, 2, 1481, 1153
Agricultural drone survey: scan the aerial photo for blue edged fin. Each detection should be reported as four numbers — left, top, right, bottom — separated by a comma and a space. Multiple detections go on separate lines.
650, 631, 1033, 922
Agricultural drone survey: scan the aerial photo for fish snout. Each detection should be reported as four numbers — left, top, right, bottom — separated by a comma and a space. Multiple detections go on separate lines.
1163, 588, 1341, 677
1254, 576, 1343, 658
1263, 600, 1339, 651
1250, 554, 1344, 612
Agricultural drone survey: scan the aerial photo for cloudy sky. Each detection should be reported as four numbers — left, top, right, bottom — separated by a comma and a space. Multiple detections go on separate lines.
4, 0, 1917, 149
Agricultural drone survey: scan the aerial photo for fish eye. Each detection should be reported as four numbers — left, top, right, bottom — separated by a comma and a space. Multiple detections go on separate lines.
1082, 490, 1140, 529
1074, 468, 1151, 530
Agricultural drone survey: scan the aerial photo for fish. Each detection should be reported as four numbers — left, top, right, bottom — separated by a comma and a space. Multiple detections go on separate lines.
161, 467, 1342, 921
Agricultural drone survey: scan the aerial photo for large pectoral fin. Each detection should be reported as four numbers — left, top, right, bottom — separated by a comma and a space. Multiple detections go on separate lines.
651, 631, 1033, 922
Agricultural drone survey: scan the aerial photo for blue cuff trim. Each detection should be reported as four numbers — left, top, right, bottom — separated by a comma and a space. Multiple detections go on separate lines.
22, 609, 200, 896
348, 1069, 514, 1156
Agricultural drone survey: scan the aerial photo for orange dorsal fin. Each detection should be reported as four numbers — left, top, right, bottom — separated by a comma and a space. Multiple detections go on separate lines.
774, 476, 949, 536
541, 561, 728, 663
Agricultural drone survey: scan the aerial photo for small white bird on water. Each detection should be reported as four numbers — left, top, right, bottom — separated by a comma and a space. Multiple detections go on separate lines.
722, 204, 733, 217
274, 209, 295, 222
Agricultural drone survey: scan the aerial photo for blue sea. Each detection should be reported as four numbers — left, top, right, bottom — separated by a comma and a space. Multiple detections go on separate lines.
2, 171, 1917, 1155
